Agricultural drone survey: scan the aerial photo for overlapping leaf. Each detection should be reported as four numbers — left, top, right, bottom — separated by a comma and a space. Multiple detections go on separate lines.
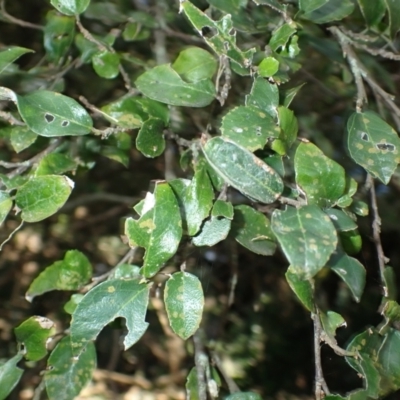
245, 77, 279, 118
0, 47, 33, 75
50, 0, 90, 15
285, 266, 314, 311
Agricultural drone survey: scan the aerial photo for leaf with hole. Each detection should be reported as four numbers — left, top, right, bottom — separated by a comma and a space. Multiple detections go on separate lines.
320, 311, 346, 342
70, 279, 150, 355
26, 250, 92, 302
202, 136, 283, 204
285, 266, 314, 311
0, 354, 23, 400
0, 47, 33, 75
135, 64, 216, 107
14, 316, 56, 361
15, 175, 74, 222
50, 0, 90, 15
271, 205, 337, 279
231, 205, 276, 256
221, 105, 279, 151
164, 272, 204, 340
347, 111, 400, 184
45, 337, 96, 400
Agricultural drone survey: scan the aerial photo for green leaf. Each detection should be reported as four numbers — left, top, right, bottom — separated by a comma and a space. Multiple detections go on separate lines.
357, 0, 386, 26
14, 316, 56, 361
184, 167, 214, 236
282, 83, 306, 108
172, 47, 218, 83
136, 118, 166, 158
15, 175, 74, 222
101, 145, 129, 167
26, 250, 92, 301
186, 368, 200, 400
273, 106, 298, 154
64, 293, 84, 315
164, 272, 204, 340
202, 137, 283, 204
225, 393, 262, 400
0, 354, 23, 400
45, 337, 96, 400
212, 200, 234, 219
8, 126, 37, 153
35, 153, 77, 176
0, 47, 33, 75
50, 0, 90, 15
92, 51, 120, 79
347, 111, 400, 184
109, 264, 141, 280
351, 200, 369, 217
220, 105, 279, 151
320, 311, 346, 341
383, 267, 397, 300
325, 209, 357, 232
384, 0, 400, 38
295, 142, 346, 206
70, 279, 150, 355
231, 205, 276, 256
125, 182, 182, 278
285, 265, 314, 311
301, 0, 355, 23
299, 0, 329, 14
271, 205, 337, 279
378, 329, 400, 389
11, 90, 93, 137
44, 11, 75, 64
180, 1, 255, 72
135, 64, 216, 107
258, 57, 279, 77
122, 22, 150, 41
340, 229, 362, 255
0, 191, 12, 226
245, 77, 279, 118
269, 24, 296, 52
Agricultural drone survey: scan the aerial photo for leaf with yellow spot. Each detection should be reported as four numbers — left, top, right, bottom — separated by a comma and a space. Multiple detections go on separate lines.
164, 272, 204, 340
347, 111, 400, 184
271, 205, 337, 279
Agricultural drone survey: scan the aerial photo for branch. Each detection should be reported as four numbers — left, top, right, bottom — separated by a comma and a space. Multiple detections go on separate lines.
0, 111, 25, 126
0, 0, 43, 30
192, 330, 208, 400
210, 351, 240, 394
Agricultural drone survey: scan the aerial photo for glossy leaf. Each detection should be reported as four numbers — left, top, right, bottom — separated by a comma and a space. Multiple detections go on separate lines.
8, 126, 37, 153
192, 214, 231, 247
299, 0, 329, 14
14, 316, 55, 361
135, 64, 216, 107
384, 0, 400, 38
271, 205, 337, 279
0, 191, 12, 226
26, 250, 92, 301
172, 47, 217, 83
351, 200, 369, 217
285, 266, 314, 311
35, 153, 77, 176
64, 293, 84, 315
125, 182, 182, 278
300, 0, 355, 24
15, 175, 74, 222
340, 229, 362, 255
50, 0, 90, 15
273, 106, 298, 154
357, 0, 386, 26
325, 209, 357, 232
184, 167, 214, 236
202, 137, 283, 204
45, 337, 96, 400
92, 51, 120, 79
136, 118, 166, 158
245, 77, 279, 118
180, 1, 255, 72
44, 11, 75, 64
231, 205, 276, 256
347, 111, 400, 184
0, 47, 33, 75
220, 105, 279, 151
164, 272, 204, 340
258, 57, 279, 77
0, 354, 23, 400
295, 142, 345, 206
14, 90, 93, 137
269, 24, 296, 52
70, 279, 150, 355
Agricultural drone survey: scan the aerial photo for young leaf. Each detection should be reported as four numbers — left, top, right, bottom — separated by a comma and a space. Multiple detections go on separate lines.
125, 182, 182, 278
220, 105, 279, 151
164, 272, 204, 340
45, 337, 96, 400
271, 205, 337, 279
202, 137, 283, 204
245, 77, 279, 118
92, 50, 120, 79
50, 0, 90, 16
70, 279, 150, 355
136, 118, 166, 158
15, 90, 93, 136
258, 57, 279, 77
0, 47, 33, 75
135, 64, 216, 107
0, 191, 12, 226
0, 353, 24, 400
15, 175, 74, 222
295, 142, 345, 206
172, 47, 218, 83
14, 316, 56, 361
269, 24, 296, 52
231, 205, 276, 256
347, 111, 400, 184
285, 265, 314, 311
180, 1, 256, 72
26, 250, 92, 301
